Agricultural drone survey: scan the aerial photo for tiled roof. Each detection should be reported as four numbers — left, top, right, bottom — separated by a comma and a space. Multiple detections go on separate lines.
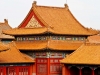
15, 40, 83, 51
0, 42, 34, 63
3, 1, 98, 36
0, 42, 9, 51
15, 40, 47, 50
33, 4, 98, 35
60, 43, 100, 65
3, 27, 47, 35
0, 19, 14, 39
48, 40, 83, 50
87, 35, 100, 43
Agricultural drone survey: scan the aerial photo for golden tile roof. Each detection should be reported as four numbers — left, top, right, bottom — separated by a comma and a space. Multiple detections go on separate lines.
0, 42, 9, 51
15, 40, 47, 50
0, 19, 14, 39
48, 40, 83, 50
33, 4, 98, 35
60, 43, 100, 65
3, 1, 98, 36
87, 35, 100, 43
3, 27, 47, 35
0, 42, 34, 63
15, 40, 83, 51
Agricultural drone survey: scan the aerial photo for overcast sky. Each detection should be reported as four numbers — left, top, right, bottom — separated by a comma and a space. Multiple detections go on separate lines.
0, 0, 100, 29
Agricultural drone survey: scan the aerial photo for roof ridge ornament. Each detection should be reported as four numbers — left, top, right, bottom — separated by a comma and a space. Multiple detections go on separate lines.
4, 19, 8, 24
64, 4, 68, 9
32, 1, 37, 7
64, 0, 68, 9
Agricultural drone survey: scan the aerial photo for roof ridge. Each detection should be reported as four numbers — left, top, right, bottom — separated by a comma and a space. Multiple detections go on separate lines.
32, 1, 66, 9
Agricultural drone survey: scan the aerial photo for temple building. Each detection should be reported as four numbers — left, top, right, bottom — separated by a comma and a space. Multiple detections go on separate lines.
0, 19, 14, 43
60, 35, 100, 75
3, 1, 99, 75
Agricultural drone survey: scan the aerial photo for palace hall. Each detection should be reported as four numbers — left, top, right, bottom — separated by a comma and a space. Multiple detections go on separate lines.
0, 1, 100, 75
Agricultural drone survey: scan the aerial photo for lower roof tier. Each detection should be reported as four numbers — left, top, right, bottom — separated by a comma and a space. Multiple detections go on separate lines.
0, 42, 34, 64
15, 40, 83, 51
60, 43, 100, 65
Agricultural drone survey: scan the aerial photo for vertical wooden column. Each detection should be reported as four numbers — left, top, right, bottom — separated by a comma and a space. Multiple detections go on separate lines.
62, 64, 66, 75
80, 67, 82, 75
62, 65, 71, 75
31, 63, 36, 75
47, 58, 50, 75
16, 66, 19, 75
92, 67, 94, 75
3, 67, 6, 75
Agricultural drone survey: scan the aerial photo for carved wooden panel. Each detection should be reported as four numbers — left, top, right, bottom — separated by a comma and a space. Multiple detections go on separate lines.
25, 16, 42, 28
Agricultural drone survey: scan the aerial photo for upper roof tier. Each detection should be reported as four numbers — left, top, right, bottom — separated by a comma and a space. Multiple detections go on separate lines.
3, 1, 98, 35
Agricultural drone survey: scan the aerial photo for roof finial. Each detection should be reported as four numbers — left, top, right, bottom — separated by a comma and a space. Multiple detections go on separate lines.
64, 0, 68, 9
32, 1, 37, 7
64, 4, 68, 8
4, 19, 8, 24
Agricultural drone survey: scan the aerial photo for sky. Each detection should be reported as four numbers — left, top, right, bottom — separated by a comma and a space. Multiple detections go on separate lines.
0, 0, 100, 30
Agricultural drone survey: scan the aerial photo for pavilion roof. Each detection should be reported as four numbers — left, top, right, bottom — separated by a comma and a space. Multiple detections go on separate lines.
60, 43, 100, 65
0, 19, 14, 39
3, 27, 47, 35
0, 42, 34, 63
3, 1, 98, 36
15, 40, 83, 51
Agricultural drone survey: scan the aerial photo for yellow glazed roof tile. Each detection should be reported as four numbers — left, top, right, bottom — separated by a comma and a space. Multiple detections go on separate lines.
3, 2, 98, 36
60, 43, 100, 65
88, 35, 100, 43
0, 42, 34, 63
3, 27, 47, 35
0, 42, 9, 51
15, 40, 83, 51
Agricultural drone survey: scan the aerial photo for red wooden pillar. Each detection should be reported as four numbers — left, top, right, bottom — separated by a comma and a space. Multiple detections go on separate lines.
28, 66, 30, 75
92, 68, 94, 75
62, 64, 66, 75
16, 66, 19, 75
3, 67, 6, 75
47, 58, 50, 75
80, 67, 82, 75
30, 63, 36, 75
30, 64, 33, 75
32, 62, 36, 75
62, 65, 71, 75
